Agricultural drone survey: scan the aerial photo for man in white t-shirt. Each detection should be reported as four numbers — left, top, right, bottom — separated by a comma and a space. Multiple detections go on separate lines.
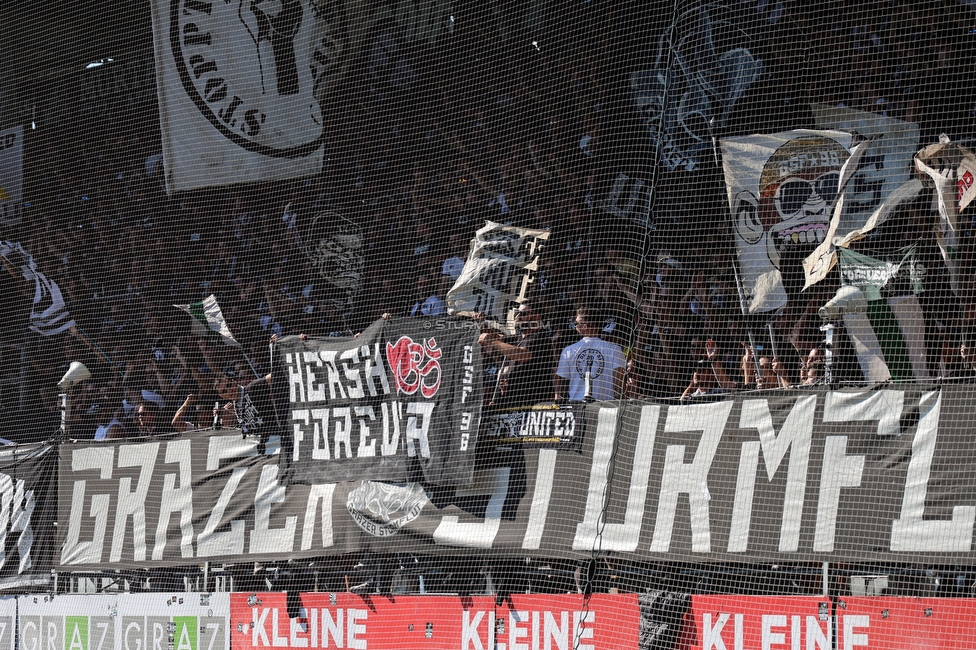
555, 307, 627, 401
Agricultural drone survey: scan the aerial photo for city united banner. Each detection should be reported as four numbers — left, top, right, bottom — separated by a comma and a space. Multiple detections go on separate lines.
150, 0, 325, 192
273, 317, 483, 487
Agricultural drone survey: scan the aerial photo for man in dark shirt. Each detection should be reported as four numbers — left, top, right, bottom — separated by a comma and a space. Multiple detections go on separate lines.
479, 303, 554, 410
212, 372, 278, 438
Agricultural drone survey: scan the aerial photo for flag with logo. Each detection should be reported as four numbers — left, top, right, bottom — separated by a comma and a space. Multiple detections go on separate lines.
174, 294, 240, 348
833, 246, 929, 382
150, 0, 324, 192
273, 316, 483, 486
0, 241, 75, 336
721, 130, 855, 313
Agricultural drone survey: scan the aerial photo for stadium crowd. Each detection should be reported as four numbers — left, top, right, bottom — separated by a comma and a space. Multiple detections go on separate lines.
0, 0, 975, 443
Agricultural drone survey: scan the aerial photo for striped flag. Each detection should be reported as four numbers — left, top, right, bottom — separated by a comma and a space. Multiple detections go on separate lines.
0, 241, 75, 336
174, 294, 241, 348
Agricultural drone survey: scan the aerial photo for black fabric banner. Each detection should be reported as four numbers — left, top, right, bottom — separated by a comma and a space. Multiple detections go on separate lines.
53, 385, 976, 569
273, 316, 482, 486
638, 591, 690, 650
0, 443, 57, 590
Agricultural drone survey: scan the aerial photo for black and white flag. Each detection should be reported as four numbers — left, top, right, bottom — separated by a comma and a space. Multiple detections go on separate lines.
446, 221, 548, 335
0, 241, 75, 336
150, 0, 325, 192
0, 443, 57, 590
55, 386, 976, 568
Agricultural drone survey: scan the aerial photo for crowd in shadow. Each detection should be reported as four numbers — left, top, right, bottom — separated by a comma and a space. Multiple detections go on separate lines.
1, 0, 975, 443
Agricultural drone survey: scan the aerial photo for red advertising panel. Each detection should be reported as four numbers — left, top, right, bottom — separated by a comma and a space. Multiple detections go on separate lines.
681, 596, 831, 650
230, 592, 640, 650
840, 597, 976, 650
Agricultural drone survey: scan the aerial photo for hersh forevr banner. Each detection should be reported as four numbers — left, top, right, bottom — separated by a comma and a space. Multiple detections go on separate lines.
150, 0, 324, 192
446, 221, 548, 335
54, 386, 976, 569
273, 317, 482, 486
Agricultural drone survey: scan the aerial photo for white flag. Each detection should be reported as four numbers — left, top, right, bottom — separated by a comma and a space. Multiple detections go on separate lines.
913, 138, 976, 296
0, 241, 75, 336
801, 106, 919, 290
447, 222, 549, 335
151, 0, 325, 192
721, 129, 855, 313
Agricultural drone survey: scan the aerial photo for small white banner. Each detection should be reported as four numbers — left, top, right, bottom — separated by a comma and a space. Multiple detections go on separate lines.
446, 221, 549, 334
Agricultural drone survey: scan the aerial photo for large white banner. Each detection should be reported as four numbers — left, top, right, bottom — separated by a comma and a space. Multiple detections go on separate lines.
151, 0, 324, 193
19, 593, 229, 650
0, 126, 23, 226
56, 387, 976, 567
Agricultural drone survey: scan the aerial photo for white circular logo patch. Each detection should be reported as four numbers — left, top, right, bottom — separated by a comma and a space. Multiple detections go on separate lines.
346, 481, 428, 537
575, 348, 606, 379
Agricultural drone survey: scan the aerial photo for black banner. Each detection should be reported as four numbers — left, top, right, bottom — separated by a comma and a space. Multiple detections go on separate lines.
54, 385, 976, 569
274, 317, 482, 486
0, 444, 57, 590
482, 404, 586, 451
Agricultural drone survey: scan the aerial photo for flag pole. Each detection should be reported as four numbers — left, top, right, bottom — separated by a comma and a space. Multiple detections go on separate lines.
70, 325, 124, 377
241, 351, 262, 380
711, 124, 763, 380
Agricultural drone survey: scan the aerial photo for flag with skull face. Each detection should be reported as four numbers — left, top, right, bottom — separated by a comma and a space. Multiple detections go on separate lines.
721, 130, 854, 313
